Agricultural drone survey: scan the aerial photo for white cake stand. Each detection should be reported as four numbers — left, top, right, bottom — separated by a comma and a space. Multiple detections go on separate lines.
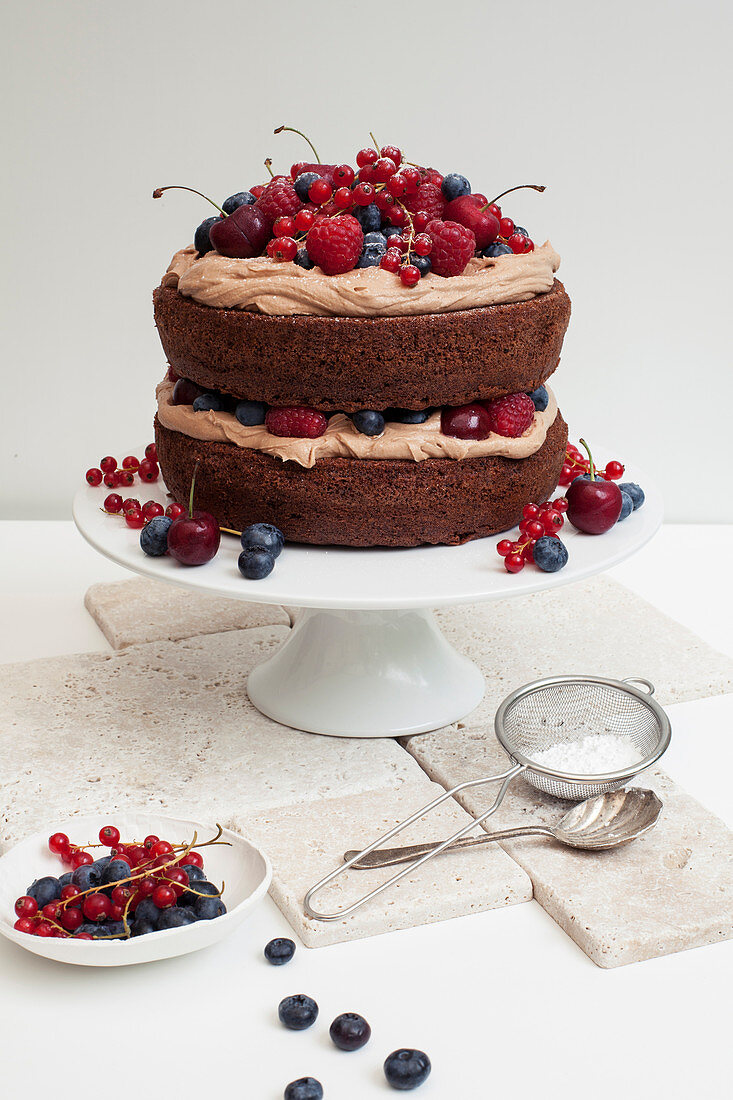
73, 450, 661, 738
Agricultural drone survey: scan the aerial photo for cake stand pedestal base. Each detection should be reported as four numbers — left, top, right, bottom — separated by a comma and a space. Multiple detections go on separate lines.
247, 607, 485, 738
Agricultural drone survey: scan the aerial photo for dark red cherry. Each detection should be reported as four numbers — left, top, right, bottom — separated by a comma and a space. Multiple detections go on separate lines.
209, 204, 270, 259
167, 510, 220, 566
171, 379, 205, 406
566, 478, 622, 534
443, 195, 499, 249
290, 162, 337, 185
441, 404, 492, 440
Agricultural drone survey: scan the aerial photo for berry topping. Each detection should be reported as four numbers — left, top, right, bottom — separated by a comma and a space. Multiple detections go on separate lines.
209, 203, 271, 259
306, 214, 364, 275
293, 172, 320, 201
442, 195, 499, 249
484, 242, 513, 258
384, 1049, 431, 1091
194, 216, 221, 256
255, 179, 302, 227
441, 173, 471, 200
222, 191, 255, 214
403, 182, 445, 221
266, 406, 328, 438
485, 392, 535, 437
425, 219, 475, 277
441, 403, 491, 441
264, 936, 296, 965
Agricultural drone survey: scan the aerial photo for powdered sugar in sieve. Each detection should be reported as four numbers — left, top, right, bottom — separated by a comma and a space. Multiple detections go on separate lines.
530, 734, 644, 774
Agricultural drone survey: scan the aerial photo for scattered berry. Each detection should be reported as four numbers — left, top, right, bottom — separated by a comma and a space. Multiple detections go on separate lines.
241, 522, 284, 558
238, 548, 275, 581
400, 264, 421, 288
194, 216, 220, 256
618, 482, 645, 510
329, 1012, 372, 1051
384, 1049, 431, 1091
284, 1078, 323, 1100
104, 493, 123, 514
533, 536, 569, 572
264, 937, 296, 965
279, 994, 319, 1031
618, 491, 634, 522
86, 468, 103, 487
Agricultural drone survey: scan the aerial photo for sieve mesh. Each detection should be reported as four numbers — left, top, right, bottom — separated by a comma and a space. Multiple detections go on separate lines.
495, 677, 670, 800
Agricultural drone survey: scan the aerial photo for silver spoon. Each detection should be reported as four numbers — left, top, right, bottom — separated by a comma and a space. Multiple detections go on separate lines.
344, 787, 663, 870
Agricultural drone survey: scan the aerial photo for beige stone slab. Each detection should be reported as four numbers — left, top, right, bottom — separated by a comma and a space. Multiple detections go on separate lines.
0, 628, 418, 851
406, 726, 733, 967
430, 575, 733, 729
235, 778, 532, 947
85, 577, 291, 649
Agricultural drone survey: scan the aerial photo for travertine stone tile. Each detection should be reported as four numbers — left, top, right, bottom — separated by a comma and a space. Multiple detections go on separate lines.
0, 628, 417, 851
235, 779, 532, 947
85, 577, 290, 649
406, 727, 733, 967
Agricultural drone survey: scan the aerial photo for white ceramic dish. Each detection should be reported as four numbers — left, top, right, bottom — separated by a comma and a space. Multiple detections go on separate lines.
0, 812, 272, 966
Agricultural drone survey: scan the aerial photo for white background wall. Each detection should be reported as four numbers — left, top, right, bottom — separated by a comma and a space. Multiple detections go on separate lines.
2, 0, 731, 521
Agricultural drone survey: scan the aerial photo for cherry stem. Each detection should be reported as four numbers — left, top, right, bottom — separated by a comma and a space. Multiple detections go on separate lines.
483, 184, 546, 210
219, 526, 243, 537
369, 131, 381, 154
264, 158, 274, 178
152, 186, 227, 218
274, 125, 321, 164
579, 438, 596, 480
188, 460, 200, 518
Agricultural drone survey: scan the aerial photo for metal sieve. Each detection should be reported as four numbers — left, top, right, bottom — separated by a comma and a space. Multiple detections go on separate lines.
304, 675, 670, 921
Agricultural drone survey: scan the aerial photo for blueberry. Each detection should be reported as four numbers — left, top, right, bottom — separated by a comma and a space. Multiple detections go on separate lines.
58, 872, 73, 888
222, 191, 255, 215
241, 522, 285, 558
194, 895, 226, 920
102, 859, 133, 886
441, 173, 471, 201
483, 242, 513, 258
384, 226, 403, 241
364, 231, 388, 248
193, 393, 225, 413
356, 243, 387, 268
98, 921, 125, 939
133, 898, 161, 924
238, 548, 275, 580
26, 877, 61, 907
386, 408, 432, 424
527, 385, 549, 412
571, 473, 592, 484
157, 908, 197, 931
294, 249, 314, 270
278, 994, 319, 1031
71, 864, 103, 891
329, 1012, 371, 1051
76, 921, 106, 938
264, 937, 296, 966
131, 918, 156, 937
294, 172, 320, 201
235, 400, 267, 426
618, 490, 634, 521
384, 1049, 431, 1091
284, 1078, 323, 1100
532, 535, 569, 573
407, 253, 432, 276
514, 225, 528, 236
140, 515, 172, 557
183, 864, 206, 883
618, 482, 645, 510
352, 410, 385, 436
353, 203, 381, 233
180, 879, 220, 906
194, 216, 220, 256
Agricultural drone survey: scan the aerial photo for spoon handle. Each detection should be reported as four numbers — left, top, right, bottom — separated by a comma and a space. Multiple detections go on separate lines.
344, 825, 555, 870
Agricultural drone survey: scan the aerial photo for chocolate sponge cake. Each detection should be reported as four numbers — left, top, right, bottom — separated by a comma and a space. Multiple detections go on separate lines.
151, 152, 573, 548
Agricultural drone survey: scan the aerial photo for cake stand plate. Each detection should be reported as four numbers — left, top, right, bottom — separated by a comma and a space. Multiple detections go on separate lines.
73, 451, 661, 737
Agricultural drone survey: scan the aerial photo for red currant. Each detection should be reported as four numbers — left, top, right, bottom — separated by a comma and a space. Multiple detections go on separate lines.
83, 893, 112, 922
356, 147, 378, 168
152, 885, 176, 909
250, 184, 265, 198
99, 824, 121, 847
59, 907, 83, 932
413, 234, 432, 256
385, 174, 406, 198
100, 456, 117, 474
380, 250, 401, 274
496, 539, 513, 557
487, 203, 501, 220
15, 896, 38, 918
273, 216, 295, 237
122, 456, 138, 470
151, 839, 174, 857
375, 190, 395, 212
34, 921, 54, 937
373, 157, 397, 182
333, 164, 355, 187
180, 851, 204, 868
125, 508, 144, 530
309, 179, 332, 205
60, 884, 82, 904
70, 850, 93, 869
413, 211, 431, 232
118, 470, 135, 488
359, 164, 376, 184
505, 553, 525, 574
553, 497, 569, 513
142, 500, 164, 521
103, 493, 123, 514
138, 459, 159, 483
523, 540, 537, 563
103, 473, 117, 489
111, 885, 132, 907
352, 182, 375, 206
400, 264, 421, 288
332, 187, 352, 211
294, 208, 315, 232
110, 904, 124, 921
527, 520, 545, 539
126, 844, 146, 866
48, 832, 70, 856
508, 233, 528, 254
86, 468, 103, 486
42, 902, 62, 921
522, 503, 540, 521
604, 460, 625, 480
14, 917, 36, 934
143, 834, 160, 851
165, 503, 185, 520
401, 167, 420, 193
386, 206, 407, 227
75, 933, 94, 940
145, 442, 157, 462
542, 510, 564, 533
499, 217, 515, 237
138, 876, 157, 897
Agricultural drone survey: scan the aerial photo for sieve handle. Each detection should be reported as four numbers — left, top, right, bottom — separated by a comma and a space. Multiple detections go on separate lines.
623, 677, 655, 695
303, 763, 525, 921
345, 825, 556, 869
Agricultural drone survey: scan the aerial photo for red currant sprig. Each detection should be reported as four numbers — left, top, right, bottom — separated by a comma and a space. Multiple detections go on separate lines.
558, 442, 625, 487
85, 444, 159, 492
496, 498, 568, 573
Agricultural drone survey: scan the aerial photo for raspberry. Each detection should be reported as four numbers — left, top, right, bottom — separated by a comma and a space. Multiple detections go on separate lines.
306, 215, 364, 275
425, 219, 475, 277
255, 180, 302, 228
402, 183, 445, 221
485, 392, 536, 437
266, 407, 328, 439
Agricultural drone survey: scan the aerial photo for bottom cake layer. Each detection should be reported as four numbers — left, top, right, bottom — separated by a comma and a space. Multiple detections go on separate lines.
154, 411, 568, 547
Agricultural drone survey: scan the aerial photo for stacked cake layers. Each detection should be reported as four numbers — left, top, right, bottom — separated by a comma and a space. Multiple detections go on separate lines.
153, 245, 570, 547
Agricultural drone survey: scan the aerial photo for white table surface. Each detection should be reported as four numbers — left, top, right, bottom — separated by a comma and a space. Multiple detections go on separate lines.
0, 521, 731, 1099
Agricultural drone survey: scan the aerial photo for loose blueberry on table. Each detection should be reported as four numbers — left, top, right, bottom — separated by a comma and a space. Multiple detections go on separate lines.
13, 823, 228, 940
264, 936, 296, 965
329, 1012, 372, 1051
278, 994, 319, 1031
284, 1079, 323, 1100
383, 1049, 432, 1091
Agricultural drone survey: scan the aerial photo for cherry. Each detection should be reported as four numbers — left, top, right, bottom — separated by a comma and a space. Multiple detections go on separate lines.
167, 462, 220, 566
15, 896, 38, 918
83, 893, 112, 922
210, 203, 271, 259
99, 824, 121, 847
441, 404, 491, 441
443, 195, 499, 249
104, 493, 123, 513
48, 832, 70, 856
566, 439, 623, 534
86, 468, 103, 487
172, 379, 205, 406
